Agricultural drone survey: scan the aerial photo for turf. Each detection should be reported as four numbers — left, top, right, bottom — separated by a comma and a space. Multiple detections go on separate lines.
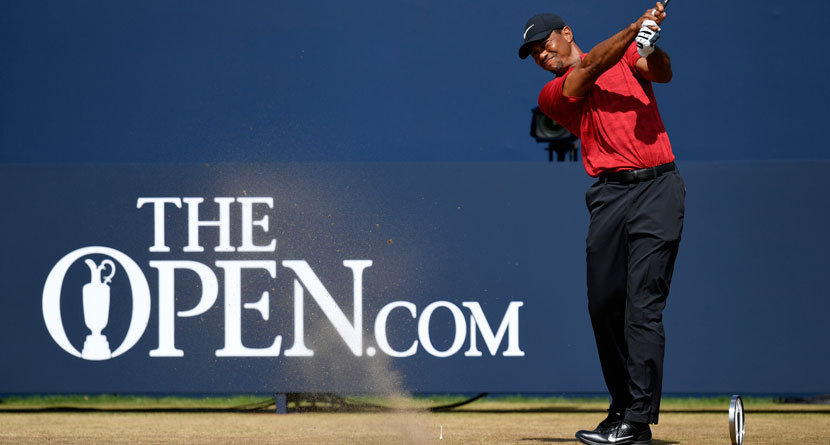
0, 395, 827, 443
0, 410, 828, 444
0, 394, 818, 412
0, 394, 268, 410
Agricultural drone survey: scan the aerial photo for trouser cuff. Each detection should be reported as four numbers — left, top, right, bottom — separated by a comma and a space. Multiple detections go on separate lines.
624, 409, 659, 424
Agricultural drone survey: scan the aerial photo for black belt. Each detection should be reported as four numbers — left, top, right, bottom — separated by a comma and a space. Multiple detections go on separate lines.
599, 162, 676, 184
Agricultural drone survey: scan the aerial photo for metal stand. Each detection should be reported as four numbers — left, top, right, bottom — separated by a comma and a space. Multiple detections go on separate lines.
546, 139, 578, 162
275, 393, 287, 414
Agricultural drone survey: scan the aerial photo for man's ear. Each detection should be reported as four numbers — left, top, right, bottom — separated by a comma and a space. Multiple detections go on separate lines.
561, 26, 574, 43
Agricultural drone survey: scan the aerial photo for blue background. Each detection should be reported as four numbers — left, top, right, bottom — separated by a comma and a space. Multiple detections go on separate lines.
1, 1, 828, 395
2, 0, 828, 163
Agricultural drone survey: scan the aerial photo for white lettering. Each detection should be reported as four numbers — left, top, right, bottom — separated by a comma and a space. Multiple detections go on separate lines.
215, 261, 281, 357
463, 301, 525, 357
282, 260, 372, 357
148, 261, 219, 357
418, 301, 466, 358
137, 198, 182, 252
374, 301, 418, 357
283, 279, 314, 356
237, 197, 277, 252
183, 197, 234, 253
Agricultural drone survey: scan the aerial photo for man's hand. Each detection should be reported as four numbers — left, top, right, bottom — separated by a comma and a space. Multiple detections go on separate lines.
636, 20, 661, 57
634, 3, 672, 83
562, 2, 671, 97
633, 2, 667, 30
632, 3, 667, 58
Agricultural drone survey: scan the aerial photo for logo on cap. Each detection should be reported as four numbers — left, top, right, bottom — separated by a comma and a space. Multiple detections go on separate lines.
523, 24, 535, 40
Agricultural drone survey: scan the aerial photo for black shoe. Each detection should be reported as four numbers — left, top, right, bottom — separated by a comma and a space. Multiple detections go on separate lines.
574, 420, 652, 445
574, 413, 622, 444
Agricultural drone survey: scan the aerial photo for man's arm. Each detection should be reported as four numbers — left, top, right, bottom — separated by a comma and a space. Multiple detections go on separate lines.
635, 46, 672, 83
563, 3, 667, 97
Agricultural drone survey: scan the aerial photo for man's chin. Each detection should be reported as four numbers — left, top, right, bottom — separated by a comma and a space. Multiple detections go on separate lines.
545, 62, 565, 76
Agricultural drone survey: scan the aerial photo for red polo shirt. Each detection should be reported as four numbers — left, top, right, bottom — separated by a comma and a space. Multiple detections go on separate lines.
538, 43, 674, 177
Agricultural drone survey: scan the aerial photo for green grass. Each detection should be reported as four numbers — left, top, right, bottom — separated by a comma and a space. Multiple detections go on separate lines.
411, 394, 776, 406
0, 393, 812, 412
0, 394, 270, 410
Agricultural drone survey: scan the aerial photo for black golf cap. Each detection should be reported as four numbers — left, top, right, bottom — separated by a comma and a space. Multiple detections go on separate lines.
518, 13, 567, 59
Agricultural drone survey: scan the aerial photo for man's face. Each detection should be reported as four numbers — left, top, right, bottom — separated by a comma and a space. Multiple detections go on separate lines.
529, 29, 571, 76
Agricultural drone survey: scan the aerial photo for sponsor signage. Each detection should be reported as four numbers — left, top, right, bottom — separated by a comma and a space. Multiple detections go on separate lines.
3, 164, 560, 394
1, 163, 828, 394
42, 238, 524, 361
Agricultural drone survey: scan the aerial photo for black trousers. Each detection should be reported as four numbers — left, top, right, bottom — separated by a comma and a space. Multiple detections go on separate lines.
585, 169, 685, 424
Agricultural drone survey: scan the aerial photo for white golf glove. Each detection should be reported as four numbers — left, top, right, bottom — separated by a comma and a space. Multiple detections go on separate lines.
636, 19, 661, 57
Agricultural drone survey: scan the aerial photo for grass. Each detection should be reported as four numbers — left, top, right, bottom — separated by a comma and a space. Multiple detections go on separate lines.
414, 394, 773, 406
0, 394, 270, 410
0, 393, 821, 412
0, 395, 827, 444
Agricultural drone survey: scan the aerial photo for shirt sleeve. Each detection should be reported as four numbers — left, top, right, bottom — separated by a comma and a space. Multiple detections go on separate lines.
538, 71, 585, 137
623, 42, 645, 79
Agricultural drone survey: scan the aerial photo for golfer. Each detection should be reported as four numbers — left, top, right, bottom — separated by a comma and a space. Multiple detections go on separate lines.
519, 3, 684, 444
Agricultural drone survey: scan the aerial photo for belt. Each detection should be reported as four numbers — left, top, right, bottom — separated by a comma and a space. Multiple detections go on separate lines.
599, 162, 676, 184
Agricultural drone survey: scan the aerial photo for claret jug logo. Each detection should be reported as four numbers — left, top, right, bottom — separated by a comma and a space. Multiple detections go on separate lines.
81, 258, 116, 359
42, 196, 524, 361
42, 246, 152, 361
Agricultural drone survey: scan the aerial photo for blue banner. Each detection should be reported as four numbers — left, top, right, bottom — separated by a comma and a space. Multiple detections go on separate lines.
1, 162, 827, 394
